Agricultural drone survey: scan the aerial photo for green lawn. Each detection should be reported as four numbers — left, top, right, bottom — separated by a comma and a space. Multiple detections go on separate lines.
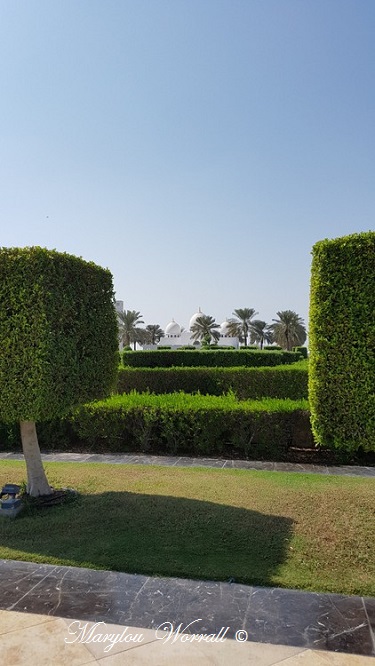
0, 460, 374, 596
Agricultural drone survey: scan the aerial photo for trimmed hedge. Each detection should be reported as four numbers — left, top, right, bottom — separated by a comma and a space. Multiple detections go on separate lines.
34, 393, 309, 459
117, 362, 308, 400
122, 349, 302, 368
0, 393, 313, 457
0, 247, 119, 422
293, 346, 308, 359
309, 231, 375, 452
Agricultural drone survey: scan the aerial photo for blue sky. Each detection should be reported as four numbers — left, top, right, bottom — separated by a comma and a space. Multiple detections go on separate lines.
0, 0, 374, 333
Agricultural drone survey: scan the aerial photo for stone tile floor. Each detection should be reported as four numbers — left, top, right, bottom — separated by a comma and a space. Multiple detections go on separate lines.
0, 559, 374, 664
0, 451, 374, 663
1, 609, 375, 665
1, 450, 375, 477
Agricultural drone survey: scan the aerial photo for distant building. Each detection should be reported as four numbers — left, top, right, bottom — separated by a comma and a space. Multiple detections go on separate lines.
144, 308, 239, 349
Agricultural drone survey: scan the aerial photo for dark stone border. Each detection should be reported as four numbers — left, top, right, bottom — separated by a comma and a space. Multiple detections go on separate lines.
0, 560, 373, 656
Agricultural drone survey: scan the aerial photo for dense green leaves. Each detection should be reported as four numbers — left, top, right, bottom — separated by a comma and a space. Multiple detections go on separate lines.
270, 311, 306, 351
122, 349, 302, 368
227, 308, 258, 346
0, 247, 119, 422
69, 392, 311, 458
117, 362, 308, 400
117, 310, 145, 349
190, 315, 220, 344
309, 231, 375, 451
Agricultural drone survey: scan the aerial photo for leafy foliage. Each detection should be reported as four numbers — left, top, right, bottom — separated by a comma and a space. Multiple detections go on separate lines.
270, 311, 306, 351
309, 231, 375, 451
117, 362, 308, 400
122, 349, 302, 367
0, 247, 119, 423
249, 320, 273, 349
190, 315, 220, 344
118, 310, 146, 349
227, 308, 258, 346
69, 392, 310, 458
145, 324, 164, 345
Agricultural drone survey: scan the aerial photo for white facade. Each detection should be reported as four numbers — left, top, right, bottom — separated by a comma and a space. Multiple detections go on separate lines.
153, 308, 239, 349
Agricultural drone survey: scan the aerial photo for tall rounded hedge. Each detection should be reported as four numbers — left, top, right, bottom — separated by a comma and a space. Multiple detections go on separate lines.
309, 231, 375, 452
0, 247, 119, 423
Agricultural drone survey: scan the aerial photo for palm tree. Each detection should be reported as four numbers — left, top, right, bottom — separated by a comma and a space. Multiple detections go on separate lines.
269, 310, 306, 351
145, 324, 164, 345
249, 320, 273, 350
118, 310, 145, 349
190, 315, 220, 344
227, 308, 258, 347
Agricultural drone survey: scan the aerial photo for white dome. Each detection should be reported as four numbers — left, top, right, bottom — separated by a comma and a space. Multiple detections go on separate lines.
189, 307, 205, 330
219, 320, 231, 336
165, 318, 181, 337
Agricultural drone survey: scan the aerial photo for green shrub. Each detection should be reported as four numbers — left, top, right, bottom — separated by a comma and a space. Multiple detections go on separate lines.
117, 362, 308, 400
0, 247, 119, 423
309, 231, 375, 452
68, 392, 311, 458
122, 349, 302, 368
293, 346, 308, 359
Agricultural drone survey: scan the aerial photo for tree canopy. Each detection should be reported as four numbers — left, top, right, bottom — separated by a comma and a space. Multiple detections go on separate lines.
270, 310, 306, 351
0, 247, 119, 495
190, 315, 220, 344
227, 308, 258, 346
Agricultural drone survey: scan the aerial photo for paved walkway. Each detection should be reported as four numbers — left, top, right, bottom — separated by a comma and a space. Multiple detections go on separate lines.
1, 450, 375, 477
0, 452, 374, 663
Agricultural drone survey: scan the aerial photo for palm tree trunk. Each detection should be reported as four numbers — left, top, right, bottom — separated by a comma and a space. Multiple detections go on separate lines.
20, 421, 53, 496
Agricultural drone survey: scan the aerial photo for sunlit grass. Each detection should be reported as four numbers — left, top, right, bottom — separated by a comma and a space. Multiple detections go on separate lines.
0, 460, 373, 596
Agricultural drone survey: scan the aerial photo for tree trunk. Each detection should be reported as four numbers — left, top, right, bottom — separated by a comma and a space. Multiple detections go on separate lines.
20, 421, 53, 496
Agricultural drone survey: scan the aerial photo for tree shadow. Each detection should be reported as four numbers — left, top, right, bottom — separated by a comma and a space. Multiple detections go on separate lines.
1, 491, 294, 587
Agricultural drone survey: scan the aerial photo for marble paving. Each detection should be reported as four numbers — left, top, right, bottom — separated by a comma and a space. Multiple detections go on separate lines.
0, 560, 374, 660
1, 450, 375, 477
1, 610, 374, 665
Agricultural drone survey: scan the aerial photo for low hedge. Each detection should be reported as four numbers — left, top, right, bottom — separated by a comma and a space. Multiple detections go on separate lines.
60, 393, 311, 458
293, 346, 308, 359
117, 362, 308, 400
71, 393, 312, 458
0, 393, 312, 458
122, 349, 302, 368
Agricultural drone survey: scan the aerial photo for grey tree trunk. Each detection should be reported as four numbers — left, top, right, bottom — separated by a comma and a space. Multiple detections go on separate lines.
20, 421, 53, 496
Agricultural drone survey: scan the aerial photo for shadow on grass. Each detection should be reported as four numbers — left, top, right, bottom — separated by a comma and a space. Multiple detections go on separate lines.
1, 491, 294, 587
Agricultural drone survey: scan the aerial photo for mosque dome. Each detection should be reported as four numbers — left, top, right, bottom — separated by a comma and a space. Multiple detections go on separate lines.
189, 307, 205, 330
219, 320, 232, 337
165, 318, 181, 337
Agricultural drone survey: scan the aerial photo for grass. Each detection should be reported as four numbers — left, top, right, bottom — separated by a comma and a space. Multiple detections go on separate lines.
0, 460, 374, 596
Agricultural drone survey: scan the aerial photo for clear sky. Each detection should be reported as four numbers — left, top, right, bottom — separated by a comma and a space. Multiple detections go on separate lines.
1, 0, 374, 333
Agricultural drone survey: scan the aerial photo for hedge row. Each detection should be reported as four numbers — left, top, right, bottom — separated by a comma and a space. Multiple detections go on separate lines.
59, 393, 311, 458
122, 349, 302, 368
309, 232, 375, 452
0, 393, 312, 458
117, 362, 308, 400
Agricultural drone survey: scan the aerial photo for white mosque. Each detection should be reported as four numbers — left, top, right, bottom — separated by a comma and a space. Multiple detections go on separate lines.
149, 307, 239, 349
